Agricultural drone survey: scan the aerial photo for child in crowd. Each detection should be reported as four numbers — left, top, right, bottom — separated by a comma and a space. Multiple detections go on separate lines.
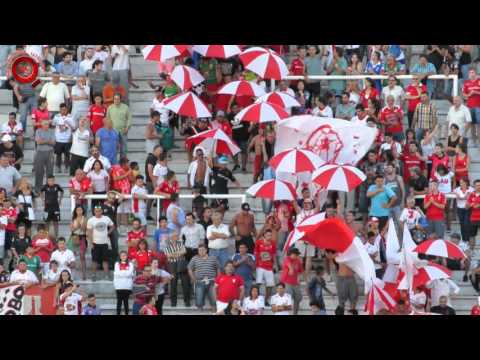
40, 175, 64, 238
82, 294, 102, 315
192, 186, 207, 220
131, 175, 148, 228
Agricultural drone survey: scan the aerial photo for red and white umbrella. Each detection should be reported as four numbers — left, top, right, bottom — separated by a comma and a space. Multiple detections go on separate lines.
255, 91, 301, 109
234, 101, 289, 124
185, 128, 240, 156
398, 263, 452, 289
269, 148, 325, 174
192, 45, 242, 59
364, 281, 397, 315
246, 180, 297, 201
312, 164, 366, 192
142, 45, 189, 62
217, 80, 266, 98
283, 212, 326, 252
170, 65, 205, 91
239, 47, 289, 80
163, 91, 212, 118
414, 239, 466, 259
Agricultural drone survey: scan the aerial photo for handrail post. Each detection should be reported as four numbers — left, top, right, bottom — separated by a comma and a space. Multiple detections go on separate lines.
71, 195, 75, 215
453, 74, 458, 97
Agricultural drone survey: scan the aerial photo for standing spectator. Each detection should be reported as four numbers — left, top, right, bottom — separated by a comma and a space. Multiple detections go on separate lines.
82, 294, 101, 315
462, 68, 480, 146
214, 260, 245, 313
110, 157, 132, 230
0, 45, 15, 87
206, 211, 231, 269
453, 143, 469, 188
280, 247, 304, 315
152, 152, 168, 187
359, 78, 379, 109
401, 142, 426, 188
384, 162, 405, 222
454, 178, 474, 243
366, 175, 398, 231
466, 179, 480, 250
429, 143, 449, 180
78, 46, 95, 76
365, 51, 384, 92
188, 243, 219, 311
230, 118, 250, 173
39, 72, 70, 118
424, 181, 447, 239
405, 75, 427, 129
231, 243, 255, 296
95, 118, 120, 166
180, 212, 205, 262
52, 103, 75, 174
87, 60, 110, 103
164, 231, 191, 307
130, 175, 148, 227
70, 205, 88, 280
70, 117, 92, 176
69, 169, 93, 209
379, 95, 405, 142
102, 81, 127, 109
56, 51, 79, 86
335, 92, 355, 120
289, 46, 306, 89
10, 223, 31, 269
34, 119, 55, 193
50, 238, 75, 274
71, 76, 90, 126
88, 95, 107, 136
165, 193, 186, 236
31, 224, 55, 277
427, 279, 460, 308
145, 111, 162, 155
229, 202, 257, 254
326, 47, 348, 100
87, 160, 110, 210
132, 264, 163, 315
270, 282, 293, 315
410, 54, 437, 98
145, 145, 163, 220
40, 175, 63, 238
304, 45, 327, 97
126, 218, 146, 260
447, 96, 472, 139
307, 266, 334, 315
153, 216, 173, 253
86, 205, 115, 281
0, 134, 23, 171
83, 146, 111, 174
114, 251, 135, 315
155, 170, 180, 216
2, 112, 24, 149
106, 93, 131, 158
412, 92, 438, 141
254, 229, 277, 304
150, 258, 171, 315
351, 104, 369, 126
111, 45, 130, 104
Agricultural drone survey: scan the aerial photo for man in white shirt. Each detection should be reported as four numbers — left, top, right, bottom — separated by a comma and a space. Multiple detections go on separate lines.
351, 104, 369, 126
270, 282, 293, 315
39, 72, 70, 117
206, 211, 231, 269
87, 205, 115, 281
10, 260, 39, 288
52, 103, 75, 174
50, 238, 75, 275
79, 46, 95, 76
447, 96, 472, 138
131, 175, 149, 227
111, 45, 130, 104
83, 146, 111, 173
187, 147, 211, 193
427, 278, 460, 307
381, 76, 405, 107
71, 76, 91, 125
180, 212, 206, 261
60, 282, 86, 315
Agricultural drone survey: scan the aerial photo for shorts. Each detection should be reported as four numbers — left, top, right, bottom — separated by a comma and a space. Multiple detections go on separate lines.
295, 240, 316, 257
256, 268, 275, 287
235, 140, 248, 154
254, 155, 263, 177
117, 199, 131, 214
45, 209, 61, 222
216, 300, 229, 313
336, 276, 359, 306
92, 243, 110, 264
285, 284, 302, 304
54, 142, 72, 155
133, 212, 147, 226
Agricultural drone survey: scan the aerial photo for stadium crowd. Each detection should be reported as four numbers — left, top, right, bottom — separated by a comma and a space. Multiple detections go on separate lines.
1, 44, 480, 315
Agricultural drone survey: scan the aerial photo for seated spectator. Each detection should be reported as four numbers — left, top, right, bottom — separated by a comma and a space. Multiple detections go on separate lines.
132, 239, 156, 273
60, 282, 86, 316
311, 96, 333, 118
410, 54, 437, 98
83, 146, 111, 174
381, 75, 404, 107
216, 299, 245, 315
50, 237, 75, 275
0, 134, 23, 171
9, 259, 39, 288
69, 169, 93, 209
365, 51, 384, 92
42, 260, 60, 287
242, 285, 265, 315
430, 295, 456, 315
359, 78, 379, 109
270, 282, 293, 315
215, 260, 245, 313
79, 46, 95, 76
19, 245, 41, 278
335, 92, 355, 120
379, 96, 404, 142
1, 112, 24, 149
351, 104, 369, 126
155, 170, 179, 216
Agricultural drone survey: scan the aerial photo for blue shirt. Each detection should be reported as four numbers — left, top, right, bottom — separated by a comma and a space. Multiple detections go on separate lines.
367, 184, 396, 217
82, 305, 101, 315
410, 62, 437, 75
231, 253, 255, 283
154, 227, 173, 252
96, 128, 119, 165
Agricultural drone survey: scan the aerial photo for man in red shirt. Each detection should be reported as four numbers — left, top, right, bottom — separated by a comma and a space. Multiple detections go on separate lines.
379, 95, 404, 141
463, 68, 480, 145
31, 223, 55, 277
69, 169, 93, 208
466, 179, 480, 249
405, 75, 427, 128
88, 95, 107, 135
428, 143, 450, 179
211, 111, 232, 138
471, 301, 480, 316
215, 260, 245, 313
127, 218, 146, 260
132, 264, 164, 315
280, 247, 304, 315
424, 181, 446, 239
401, 142, 427, 183
254, 229, 276, 303
110, 156, 132, 229
289, 46, 307, 89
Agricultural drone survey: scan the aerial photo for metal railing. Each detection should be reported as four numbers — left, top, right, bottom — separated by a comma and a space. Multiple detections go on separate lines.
70, 193, 247, 228
414, 193, 458, 200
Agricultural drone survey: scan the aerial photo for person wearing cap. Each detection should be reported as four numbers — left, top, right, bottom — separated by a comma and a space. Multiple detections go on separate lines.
229, 203, 257, 254
0, 133, 23, 171
208, 155, 240, 213
39, 71, 70, 118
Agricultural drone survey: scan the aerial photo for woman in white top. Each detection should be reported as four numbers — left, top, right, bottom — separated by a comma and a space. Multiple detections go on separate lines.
311, 96, 333, 118
242, 285, 265, 315
42, 260, 61, 287
153, 152, 169, 187
70, 117, 92, 177
114, 251, 135, 315
454, 178, 474, 242
87, 159, 110, 210
151, 258, 172, 315
420, 127, 437, 176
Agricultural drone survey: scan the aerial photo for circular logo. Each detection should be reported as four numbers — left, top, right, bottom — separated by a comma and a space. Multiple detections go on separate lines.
304, 124, 344, 163
11, 55, 39, 84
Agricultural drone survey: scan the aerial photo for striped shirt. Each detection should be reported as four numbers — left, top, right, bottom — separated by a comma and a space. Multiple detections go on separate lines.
164, 240, 186, 264
413, 102, 437, 130
188, 255, 219, 281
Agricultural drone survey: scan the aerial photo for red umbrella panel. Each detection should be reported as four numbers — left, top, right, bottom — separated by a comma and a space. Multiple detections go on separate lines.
301, 217, 355, 253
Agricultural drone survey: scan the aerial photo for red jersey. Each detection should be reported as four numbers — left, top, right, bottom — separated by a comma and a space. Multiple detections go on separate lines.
139, 303, 158, 315
467, 192, 480, 222
215, 93, 232, 112
425, 193, 446, 221
280, 256, 303, 286
400, 153, 426, 183
127, 230, 146, 260
405, 84, 427, 112
2, 207, 17, 232
471, 305, 480, 316
359, 87, 379, 109
254, 239, 276, 271
31, 236, 55, 263
379, 105, 404, 134
156, 180, 179, 211
110, 165, 131, 194
212, 120, 233, 138
236, 95, 255, 109
31, 108, 50, 129
88, 105, 107, 135
463, 79, 480, 108
215, 274, 244, 303
69, 177, 92, 193
429, 154, 450, 179
454, 154, 469, 182
133, 249, 155, 271
289, 57, 305, 87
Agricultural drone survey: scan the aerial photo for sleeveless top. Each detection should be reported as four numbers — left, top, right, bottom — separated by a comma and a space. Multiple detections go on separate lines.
447, 135, 461, 156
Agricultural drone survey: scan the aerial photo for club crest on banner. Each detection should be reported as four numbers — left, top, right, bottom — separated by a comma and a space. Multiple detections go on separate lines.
302, 125, 343, 163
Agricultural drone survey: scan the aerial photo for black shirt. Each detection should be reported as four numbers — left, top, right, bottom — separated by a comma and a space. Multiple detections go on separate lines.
192, 195, 207, 218
102, 202, 118, 226
0, 143, 23, 170
40, 184, 63, 209
427, 47, 443, 72
0, 271, 9, 284
231, 120, 250, 143
430, 305, 456, 315
409, 175, 428, 207
11, 235, 31, 256
145, 153, 158, 184
211, 167, 236, 194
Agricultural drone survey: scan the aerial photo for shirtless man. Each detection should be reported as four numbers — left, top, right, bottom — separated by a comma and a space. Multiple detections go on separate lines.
326, 250, 358, 315
247, 126, 267, 183
229, 203, 257, 254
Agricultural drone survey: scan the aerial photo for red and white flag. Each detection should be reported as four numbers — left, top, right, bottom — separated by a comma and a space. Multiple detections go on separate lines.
364, 279, 397, 315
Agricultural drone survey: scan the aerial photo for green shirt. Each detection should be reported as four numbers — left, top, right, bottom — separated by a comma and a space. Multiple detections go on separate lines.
107, 103, 132, 132
329, 57, 348, 93
20, 255, 41, 275
199, 59, 218, 84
